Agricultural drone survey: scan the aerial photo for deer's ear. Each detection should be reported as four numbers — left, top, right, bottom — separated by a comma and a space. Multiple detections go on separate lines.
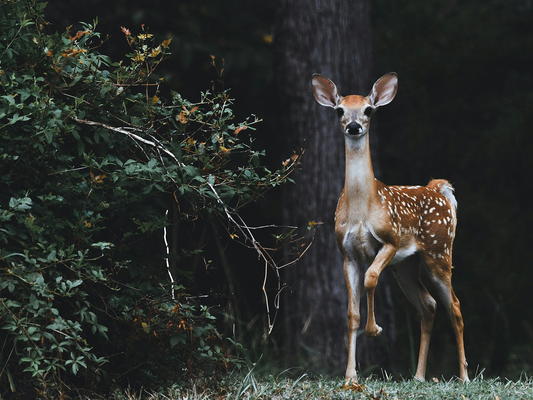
369, 72, 398, 107
312, 74, 341, 108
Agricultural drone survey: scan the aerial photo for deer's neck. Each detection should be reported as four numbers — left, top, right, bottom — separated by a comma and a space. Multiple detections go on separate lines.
344, 135, 379, 220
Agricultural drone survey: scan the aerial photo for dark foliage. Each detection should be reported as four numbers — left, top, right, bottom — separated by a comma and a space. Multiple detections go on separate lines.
0, 0, 300, 396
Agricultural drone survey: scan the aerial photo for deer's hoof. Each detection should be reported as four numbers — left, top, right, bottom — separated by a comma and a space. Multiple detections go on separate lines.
365, 324, 383, 337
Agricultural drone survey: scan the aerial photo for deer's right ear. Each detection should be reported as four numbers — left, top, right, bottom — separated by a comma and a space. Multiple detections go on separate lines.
312, 74, 340, 108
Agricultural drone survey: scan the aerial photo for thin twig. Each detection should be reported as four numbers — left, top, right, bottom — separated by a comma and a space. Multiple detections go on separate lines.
164, 210, 175, 300
48, 166, 88, 175
205, 181, 316, 333
241, 224, 298, 230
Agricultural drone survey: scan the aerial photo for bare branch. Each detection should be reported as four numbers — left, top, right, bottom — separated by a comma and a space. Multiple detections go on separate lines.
70, 117, 184, 167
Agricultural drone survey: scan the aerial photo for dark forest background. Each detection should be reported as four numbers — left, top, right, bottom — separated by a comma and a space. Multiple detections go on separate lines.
43, 0, 533, 380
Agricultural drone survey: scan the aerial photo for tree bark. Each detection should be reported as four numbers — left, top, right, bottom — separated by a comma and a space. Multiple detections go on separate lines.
274, 0, 395, 376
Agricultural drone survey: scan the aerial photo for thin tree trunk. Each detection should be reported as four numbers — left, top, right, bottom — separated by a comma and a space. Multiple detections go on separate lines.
274, 0, 395, 376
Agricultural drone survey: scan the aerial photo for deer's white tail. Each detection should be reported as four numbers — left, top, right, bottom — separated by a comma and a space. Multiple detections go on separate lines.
427, 179, 457, 209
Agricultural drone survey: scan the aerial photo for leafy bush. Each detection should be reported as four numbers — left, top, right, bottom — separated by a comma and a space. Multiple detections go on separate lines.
0, 0, 299, 396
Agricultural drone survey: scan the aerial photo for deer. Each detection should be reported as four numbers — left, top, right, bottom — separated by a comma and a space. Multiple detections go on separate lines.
311, 72, 469, 385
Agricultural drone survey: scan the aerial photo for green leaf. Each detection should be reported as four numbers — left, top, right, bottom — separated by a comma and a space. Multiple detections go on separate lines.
170, 334, 186, 347
29, 294, 39, 309
77, 140, 85, 156
9, 197, 32, 211
27, 326, 37, 335
45, 130, 54, 143
142, 184, 153, 194
91, 242, 114, 250
46, 250, 56, 262
171, 140, 183, 161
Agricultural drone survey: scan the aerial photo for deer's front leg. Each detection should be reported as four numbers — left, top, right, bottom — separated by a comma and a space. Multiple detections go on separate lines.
364, 243, 397, 337
344, 257, 361, 384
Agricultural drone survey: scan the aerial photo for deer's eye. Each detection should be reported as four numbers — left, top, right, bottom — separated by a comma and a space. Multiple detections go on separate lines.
364, 107, 373, 117
335, 108, 344, 117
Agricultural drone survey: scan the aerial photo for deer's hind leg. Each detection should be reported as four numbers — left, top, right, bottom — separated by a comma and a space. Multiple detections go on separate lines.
422, 255, 469, 382
391, 258, 437, 381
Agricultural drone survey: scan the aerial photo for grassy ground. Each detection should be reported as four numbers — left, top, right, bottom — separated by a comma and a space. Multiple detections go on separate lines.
108, 373, 533, 400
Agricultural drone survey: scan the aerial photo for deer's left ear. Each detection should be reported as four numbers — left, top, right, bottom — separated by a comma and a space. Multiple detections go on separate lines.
312, 74, 341, 108
369, 72, 398, 107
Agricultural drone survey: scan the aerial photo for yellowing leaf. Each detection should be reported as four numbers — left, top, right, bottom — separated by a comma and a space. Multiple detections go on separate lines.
152, 95, 159, 104
178, 111, 188, 124
90, 171, 106, 183
95, 175, 105, 183
161, 38, 172, 49
141, 322, 150, 334
132, 52, 145, 62
234, 126, 247, 136
149, 46, 161, 58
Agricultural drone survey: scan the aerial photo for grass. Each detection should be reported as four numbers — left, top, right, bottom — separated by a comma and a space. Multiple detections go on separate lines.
107, 372, 533, 400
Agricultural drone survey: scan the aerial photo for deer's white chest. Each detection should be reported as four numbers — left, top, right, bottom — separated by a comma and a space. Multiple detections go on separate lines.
340, 219, 419, 265
341, 221, 381, 264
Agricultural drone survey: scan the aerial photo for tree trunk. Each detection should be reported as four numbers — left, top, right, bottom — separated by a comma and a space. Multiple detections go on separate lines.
274, 0, 395, 376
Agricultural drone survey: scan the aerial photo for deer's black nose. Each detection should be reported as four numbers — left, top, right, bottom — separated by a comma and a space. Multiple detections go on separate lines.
346, 122, 362, 135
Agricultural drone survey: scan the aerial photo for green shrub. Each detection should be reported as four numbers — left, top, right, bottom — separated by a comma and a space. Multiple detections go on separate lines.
0, 0, 299, 396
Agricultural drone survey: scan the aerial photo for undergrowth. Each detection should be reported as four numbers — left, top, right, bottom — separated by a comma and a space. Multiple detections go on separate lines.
107, 372, 533, 400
